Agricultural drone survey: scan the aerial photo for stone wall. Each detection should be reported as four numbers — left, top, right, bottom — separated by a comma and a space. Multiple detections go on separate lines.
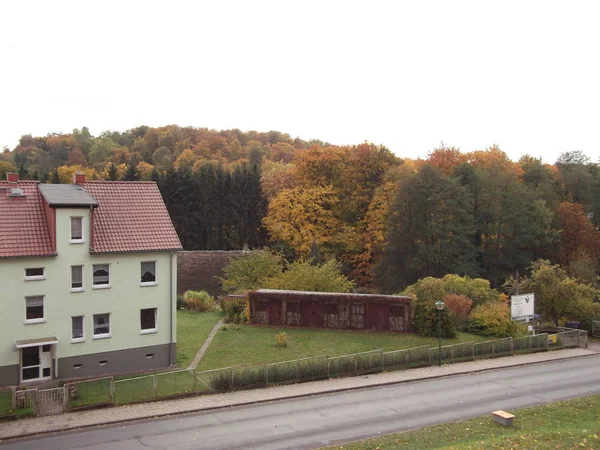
177, 250, 244, 297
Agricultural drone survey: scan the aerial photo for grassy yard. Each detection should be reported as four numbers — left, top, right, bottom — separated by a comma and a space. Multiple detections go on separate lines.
325, 394, 600, 449
176, 310, 223, 368
197, 325, 490, 371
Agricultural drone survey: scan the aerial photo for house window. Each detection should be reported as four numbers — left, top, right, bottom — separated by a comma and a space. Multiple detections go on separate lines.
72, 316, 84, 341
25, 296, 45, 323
140, 261, 157, 285
71, 217, 83, 242
351, 303, 364, 315
140, 308, 157, 333
71, 265, 83, 291
24, 267, 45, 280
92, 264, 110, 287
93, 313, 111, 338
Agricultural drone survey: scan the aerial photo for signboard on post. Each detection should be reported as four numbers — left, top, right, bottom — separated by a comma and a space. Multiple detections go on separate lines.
511, 293, 535, 321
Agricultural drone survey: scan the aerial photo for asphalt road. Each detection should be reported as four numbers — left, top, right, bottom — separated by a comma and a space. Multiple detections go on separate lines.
3, 355, 599, 450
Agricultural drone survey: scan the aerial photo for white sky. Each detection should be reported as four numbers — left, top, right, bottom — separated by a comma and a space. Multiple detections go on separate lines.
1, 0, 599, 164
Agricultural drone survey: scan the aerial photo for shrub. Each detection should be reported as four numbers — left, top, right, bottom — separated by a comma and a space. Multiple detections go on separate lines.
412, 300, 457, 338
183, 290, 217, 312
220, 296, 247, 323
467, 301, 522, 337
275, 332, 288, 347
443, 294, 472, 329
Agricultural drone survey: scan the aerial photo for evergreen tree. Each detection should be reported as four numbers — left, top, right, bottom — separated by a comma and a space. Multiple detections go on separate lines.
123, 163, 138, 181
107, 163, 118, 181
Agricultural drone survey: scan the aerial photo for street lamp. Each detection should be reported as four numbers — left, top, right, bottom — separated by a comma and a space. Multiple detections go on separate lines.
435, 300, 445, 366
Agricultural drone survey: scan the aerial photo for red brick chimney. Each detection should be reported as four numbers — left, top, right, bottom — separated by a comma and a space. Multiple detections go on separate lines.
73, 172, 86, 184
6, 173, 19, 182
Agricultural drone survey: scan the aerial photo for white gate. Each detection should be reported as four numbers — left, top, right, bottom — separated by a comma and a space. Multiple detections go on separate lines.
35, 387, 65, 416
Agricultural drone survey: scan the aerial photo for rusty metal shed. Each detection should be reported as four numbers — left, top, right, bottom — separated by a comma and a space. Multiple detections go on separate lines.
248, 289, 413, 333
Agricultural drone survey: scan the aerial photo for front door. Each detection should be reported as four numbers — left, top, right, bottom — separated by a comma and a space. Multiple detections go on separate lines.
21, 345, 52, 382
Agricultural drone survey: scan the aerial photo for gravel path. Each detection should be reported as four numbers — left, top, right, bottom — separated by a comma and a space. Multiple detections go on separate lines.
186, 318, 225, 370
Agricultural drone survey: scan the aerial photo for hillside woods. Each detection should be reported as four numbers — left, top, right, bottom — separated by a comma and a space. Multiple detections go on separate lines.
1, 125, 599, 293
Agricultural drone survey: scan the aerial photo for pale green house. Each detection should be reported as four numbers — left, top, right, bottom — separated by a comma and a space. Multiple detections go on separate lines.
0, 173, 182, 386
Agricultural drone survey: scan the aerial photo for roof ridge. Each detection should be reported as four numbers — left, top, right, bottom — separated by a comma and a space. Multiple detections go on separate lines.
83, 180, 156, 184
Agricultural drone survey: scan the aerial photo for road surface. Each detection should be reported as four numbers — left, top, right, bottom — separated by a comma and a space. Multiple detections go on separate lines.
3, 355, 599, 450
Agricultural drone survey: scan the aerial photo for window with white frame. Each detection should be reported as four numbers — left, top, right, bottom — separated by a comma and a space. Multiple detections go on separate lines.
93, 264, 110, 287
140, 261, 156, 284
71, 217, 83, 242
25, 296, 45, 323
72, 316, 84, 341
93, 313, 110, 338
140, 308, 157, 333
71, 265, 83, 290
24, 267, 45, 280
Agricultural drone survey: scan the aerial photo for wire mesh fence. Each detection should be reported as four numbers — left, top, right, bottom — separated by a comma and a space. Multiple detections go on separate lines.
266, 356, 328, 385
65, 377, 113, 410
156, 370, 196, 398
0, 388, 14, 418
4, 329, 588, 415
593, 321, 600, 338
113, 374, 156, 405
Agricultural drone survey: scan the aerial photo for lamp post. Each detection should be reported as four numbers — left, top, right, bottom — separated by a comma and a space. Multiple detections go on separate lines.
435, 300, 445, 366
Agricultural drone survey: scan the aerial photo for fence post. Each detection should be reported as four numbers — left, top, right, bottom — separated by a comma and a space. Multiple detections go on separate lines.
545, 334, 549, 351
63, 385, 69, 410
296, 359, 300, 383
427, 348, 432, 366
153, 374, 158, 397
231, 368, 235, 389
354, 354, 358, 375
110, 377, 115, 403
265, 364, 269, 386
381, 350, 385, 372
492, 342, 495, 357
510, 337, 514, 355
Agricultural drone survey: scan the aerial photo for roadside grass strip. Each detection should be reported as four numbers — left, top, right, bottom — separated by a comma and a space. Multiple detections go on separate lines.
324, 394, 600, 450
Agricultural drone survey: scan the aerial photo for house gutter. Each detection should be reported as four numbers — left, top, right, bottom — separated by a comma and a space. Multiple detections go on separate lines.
169, 251, 174, 366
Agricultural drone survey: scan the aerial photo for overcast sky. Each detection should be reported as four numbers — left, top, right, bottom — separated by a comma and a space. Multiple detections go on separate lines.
1, 0, 599, 164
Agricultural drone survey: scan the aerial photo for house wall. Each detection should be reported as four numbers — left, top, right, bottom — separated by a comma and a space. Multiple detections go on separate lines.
0, 207, 177, 386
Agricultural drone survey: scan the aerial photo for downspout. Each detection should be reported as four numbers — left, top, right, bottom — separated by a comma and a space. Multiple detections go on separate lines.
169, 251, 174, 366
89, 205, 94, 252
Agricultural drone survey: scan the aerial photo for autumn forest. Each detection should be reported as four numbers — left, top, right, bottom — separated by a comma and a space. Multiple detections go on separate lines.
1, 125, 599, 294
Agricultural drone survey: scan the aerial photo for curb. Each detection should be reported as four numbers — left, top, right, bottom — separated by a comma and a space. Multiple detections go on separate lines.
1, 350, 596, 442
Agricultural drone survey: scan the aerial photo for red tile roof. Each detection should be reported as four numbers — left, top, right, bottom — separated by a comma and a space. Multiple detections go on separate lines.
82, 181, 182, 254
0, 181, 55, 258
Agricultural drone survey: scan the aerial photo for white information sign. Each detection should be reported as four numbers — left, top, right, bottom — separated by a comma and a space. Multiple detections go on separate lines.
511, 293, 535, 321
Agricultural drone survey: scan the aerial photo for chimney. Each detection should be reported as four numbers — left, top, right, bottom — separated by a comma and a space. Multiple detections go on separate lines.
6, 173, 19, 183
73, 172, 86, 185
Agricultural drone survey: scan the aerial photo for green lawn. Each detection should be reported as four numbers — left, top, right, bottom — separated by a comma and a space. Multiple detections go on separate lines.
325, 394, 600, 449
176, 310, 224, 368
196, 325, 490, 371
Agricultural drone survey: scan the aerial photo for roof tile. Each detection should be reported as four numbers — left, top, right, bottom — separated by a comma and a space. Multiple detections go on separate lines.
0, 181, 54, 258
82, 181, 182, 253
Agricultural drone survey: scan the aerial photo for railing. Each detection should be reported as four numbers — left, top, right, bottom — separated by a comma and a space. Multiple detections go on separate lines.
6, 330, 588, 416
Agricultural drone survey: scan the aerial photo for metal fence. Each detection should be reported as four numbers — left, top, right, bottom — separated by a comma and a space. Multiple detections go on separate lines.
4, 330, 588, 416
592, 321, 600, 338
65, 377, 113, 410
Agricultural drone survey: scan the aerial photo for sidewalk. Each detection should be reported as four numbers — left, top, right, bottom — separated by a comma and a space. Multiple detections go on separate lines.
0, 347, 595, 442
